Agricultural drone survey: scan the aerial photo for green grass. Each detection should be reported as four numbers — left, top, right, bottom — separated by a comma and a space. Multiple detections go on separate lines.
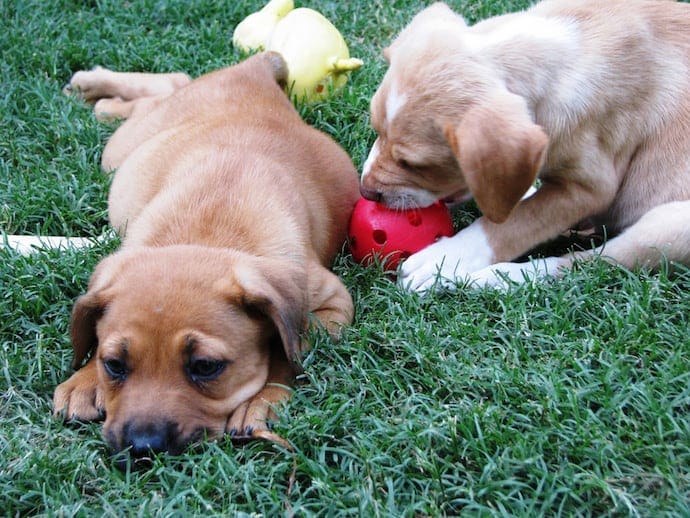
1, 0, 689, 515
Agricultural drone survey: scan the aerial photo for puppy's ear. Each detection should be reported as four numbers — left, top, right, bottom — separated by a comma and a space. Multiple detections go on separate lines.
260, 51, 289, 88
445, 93, 547, 223
69, 293, 105, 369
244, 51, 288, 88
219, 257, 308, 373
69, 257, 119, 369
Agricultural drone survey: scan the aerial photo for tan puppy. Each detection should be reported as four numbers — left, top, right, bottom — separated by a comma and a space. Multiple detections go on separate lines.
53, 52, 359, 459
361, 0, 690, 292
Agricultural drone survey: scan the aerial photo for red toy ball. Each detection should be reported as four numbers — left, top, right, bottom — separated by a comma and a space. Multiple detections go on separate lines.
348, 198, 455, 271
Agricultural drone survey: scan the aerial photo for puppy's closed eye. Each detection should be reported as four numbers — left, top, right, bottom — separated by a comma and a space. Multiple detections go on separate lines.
391, 146, 418, 171
397, 158, 412, 169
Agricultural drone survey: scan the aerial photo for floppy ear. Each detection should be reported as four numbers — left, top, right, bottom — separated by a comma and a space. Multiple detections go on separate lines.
69, 293, 104, 369
219, 257, 308, 373
260, 50, 289, 87
444, 93, 547, 223
69, 257, 120, 369
242, 51, 289, 89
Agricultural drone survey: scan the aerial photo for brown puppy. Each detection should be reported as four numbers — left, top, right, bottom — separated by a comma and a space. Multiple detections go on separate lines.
53, 52, 359, 458
361, 0, 690, 292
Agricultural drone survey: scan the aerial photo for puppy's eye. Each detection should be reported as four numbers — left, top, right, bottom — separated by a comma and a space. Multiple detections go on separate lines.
188, 358, 227, 382
103, 358, 127, 381
397, 158, 412, 170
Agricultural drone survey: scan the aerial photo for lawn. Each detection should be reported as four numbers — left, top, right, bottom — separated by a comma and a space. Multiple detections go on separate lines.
1, 0, 689, 515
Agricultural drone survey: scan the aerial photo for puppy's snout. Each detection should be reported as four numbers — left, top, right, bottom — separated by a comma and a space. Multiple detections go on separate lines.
120, 420, 180, 457
359, 186, 383, 202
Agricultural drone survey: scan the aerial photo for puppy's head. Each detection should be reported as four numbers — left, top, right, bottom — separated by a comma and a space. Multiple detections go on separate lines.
69, 246, 306, 458
361, 2, 548, 223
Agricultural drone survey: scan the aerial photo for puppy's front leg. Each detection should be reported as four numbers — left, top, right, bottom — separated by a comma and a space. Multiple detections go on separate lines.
400, 175, 616, 292
307, 265, 354, 341
399, 219, 496, 293
225, 355, 293, 439
53, 357, 105, 421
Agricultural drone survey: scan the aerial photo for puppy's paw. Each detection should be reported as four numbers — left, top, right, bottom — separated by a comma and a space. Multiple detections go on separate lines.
225, 383, 291, 440
468, 257, 569, 289
52, 364, 105, 422
225, 401, 257, 440
399, 221, 495, 293
398, 257, 459, 294
93, 97, 128, 122
63, 66, 113, 103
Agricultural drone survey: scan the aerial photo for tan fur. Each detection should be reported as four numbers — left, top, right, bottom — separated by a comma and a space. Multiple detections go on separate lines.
53, 52, 359, 456
362, 0, 690, 289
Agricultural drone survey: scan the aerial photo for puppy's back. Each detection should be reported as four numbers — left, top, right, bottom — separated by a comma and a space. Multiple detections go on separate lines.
113, 53, 359, 264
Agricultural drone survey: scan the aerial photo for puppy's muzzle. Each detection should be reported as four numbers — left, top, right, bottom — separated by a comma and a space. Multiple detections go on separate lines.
359, 186, 383, 202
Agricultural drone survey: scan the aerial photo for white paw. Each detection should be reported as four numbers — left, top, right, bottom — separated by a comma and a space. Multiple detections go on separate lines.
469, 257, 569, 289
398, 220, 493, 293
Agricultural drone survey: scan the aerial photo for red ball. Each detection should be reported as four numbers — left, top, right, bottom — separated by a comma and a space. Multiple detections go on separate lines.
348, 198, 455, 271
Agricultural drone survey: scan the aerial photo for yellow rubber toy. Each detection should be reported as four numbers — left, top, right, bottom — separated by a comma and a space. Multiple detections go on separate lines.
232, 0, 294, 53
232, 2, 363, 102
266, 8, 363, 102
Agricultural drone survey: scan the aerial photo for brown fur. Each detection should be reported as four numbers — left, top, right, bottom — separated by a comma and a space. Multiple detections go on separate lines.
362, 0, 690, 290
53, 52, 359, 457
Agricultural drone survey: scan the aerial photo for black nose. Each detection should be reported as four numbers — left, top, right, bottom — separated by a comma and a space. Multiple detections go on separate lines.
121, 420, 179, 458
360, 186, 383, 202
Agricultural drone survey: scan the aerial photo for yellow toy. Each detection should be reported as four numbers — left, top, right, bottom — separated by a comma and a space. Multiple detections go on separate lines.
232, 1, 363, 102
232, 0, 294, 53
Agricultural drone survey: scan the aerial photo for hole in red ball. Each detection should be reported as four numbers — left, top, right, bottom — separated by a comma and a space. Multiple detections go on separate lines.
373, 229, 387, 244
407, 211, 422, 226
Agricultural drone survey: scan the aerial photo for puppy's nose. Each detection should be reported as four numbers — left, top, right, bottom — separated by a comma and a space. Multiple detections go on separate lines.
360, 186, 383, 202
122, 420, 178, 457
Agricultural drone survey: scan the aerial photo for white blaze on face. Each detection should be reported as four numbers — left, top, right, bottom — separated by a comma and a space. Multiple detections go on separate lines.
362, 83, 407, 179
384, 83, 407, 130
361, 138, 380, 179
